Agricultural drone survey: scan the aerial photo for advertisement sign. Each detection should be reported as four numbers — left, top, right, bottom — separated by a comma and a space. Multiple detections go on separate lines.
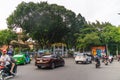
92, 46, 106, 57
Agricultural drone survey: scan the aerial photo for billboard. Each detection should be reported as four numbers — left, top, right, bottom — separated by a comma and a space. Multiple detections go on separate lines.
92, 46, 106, 57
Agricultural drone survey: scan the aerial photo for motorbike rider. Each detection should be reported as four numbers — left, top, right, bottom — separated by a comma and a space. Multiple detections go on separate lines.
104, 55, 108, 65
109, 55, 113, 63
102, 55, 105, 62
0, 49, 15, 75
7, 49, 16, 74
118, 55, 120, 61
95, 55, 100, 66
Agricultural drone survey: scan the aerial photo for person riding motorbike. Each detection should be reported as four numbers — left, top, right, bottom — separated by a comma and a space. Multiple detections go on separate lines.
118, 55, 120, 62
109, 55, 113, 63
7, 51, 17, 75
102, 55, 105, 62
95, 55, 100, 68
0, 49, 15, 75
104, 55, 108, 65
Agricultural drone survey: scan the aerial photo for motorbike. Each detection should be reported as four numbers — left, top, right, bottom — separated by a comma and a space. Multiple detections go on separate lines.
104, 60, 108, 65
109, 58, 113, 63
95, 62, 100, 68
118, 57, 120, 62
0, 62, 17, 80
95, 59, 100, 68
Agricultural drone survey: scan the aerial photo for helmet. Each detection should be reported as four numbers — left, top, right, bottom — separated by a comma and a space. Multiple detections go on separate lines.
7, 50, 12, 56
2, 49, 7, 53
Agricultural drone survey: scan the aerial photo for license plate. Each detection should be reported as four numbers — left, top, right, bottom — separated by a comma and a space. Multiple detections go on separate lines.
37, 61, 40, 63
40, 60, 43, 62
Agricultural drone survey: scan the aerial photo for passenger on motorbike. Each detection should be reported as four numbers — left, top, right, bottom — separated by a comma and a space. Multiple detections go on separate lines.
0, 49, 15, 75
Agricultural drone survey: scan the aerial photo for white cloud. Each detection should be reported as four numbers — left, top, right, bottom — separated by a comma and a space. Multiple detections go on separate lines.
0, 0, 120, 30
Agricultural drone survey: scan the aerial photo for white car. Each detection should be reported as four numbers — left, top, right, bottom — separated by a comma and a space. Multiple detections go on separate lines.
75, 53, 92, 64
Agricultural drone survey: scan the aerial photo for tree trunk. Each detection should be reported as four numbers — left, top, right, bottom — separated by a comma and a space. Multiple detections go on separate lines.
116, 44, 118, 57
106, 44, 109, 56
83, 48, 85, 53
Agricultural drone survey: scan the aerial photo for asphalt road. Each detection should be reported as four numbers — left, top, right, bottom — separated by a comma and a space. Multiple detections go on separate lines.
11, 58, 120, 80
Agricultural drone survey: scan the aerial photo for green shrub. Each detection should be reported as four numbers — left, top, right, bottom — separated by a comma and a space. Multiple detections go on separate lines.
14, 47, 20, 55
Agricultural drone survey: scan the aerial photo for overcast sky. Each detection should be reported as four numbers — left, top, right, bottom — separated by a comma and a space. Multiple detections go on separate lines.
0, 0, 120, 30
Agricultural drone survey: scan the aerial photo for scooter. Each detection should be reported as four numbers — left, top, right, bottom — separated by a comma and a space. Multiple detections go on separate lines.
109, 58, 113, 63
0, 62, 17, 80
104, 60, 108, 65
96, 62, 100, 68
95, 60, 100, 68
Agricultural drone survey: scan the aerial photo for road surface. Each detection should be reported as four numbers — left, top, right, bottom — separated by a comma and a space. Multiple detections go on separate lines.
11, 58, 120, 80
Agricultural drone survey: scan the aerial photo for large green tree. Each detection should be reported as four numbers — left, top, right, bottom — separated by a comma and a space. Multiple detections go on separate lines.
7, 1, 85, 49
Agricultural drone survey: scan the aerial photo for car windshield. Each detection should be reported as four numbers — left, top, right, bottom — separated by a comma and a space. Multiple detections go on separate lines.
76, 53, 84, 56
42, 55, 53, 58
14, 54, 24, 57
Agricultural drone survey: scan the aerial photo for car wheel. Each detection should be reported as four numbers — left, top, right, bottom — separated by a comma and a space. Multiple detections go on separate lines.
61, 61, 65, 67
29, 60, 31, 64
89, 61, 92, 64
51, 63, 55, 69
96, 64, 98, 68
23, 61, 26, 65
76, 61, 78, 64
37, 66, 41, 69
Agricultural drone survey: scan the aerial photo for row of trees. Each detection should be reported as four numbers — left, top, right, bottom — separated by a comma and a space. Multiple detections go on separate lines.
76, 21, 120, 55
0, 1, 119, 55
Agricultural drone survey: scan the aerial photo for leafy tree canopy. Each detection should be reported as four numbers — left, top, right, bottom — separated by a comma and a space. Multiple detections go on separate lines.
7, 1, 86, 48
0, 29, 17, 45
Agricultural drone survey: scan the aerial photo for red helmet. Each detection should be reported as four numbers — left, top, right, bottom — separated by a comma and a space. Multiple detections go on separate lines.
2, 49, 7, 53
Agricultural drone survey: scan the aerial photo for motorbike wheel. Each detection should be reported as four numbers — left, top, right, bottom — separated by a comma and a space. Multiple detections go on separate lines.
51, 63, 55, 69
0, 72, 5, 80
96, 64, 98, 68
14, 66, 17, 75
105, 62, 108, 65
95, 64, 97, 68
96, 63, 100, 68
0, 77, 4, 80
11, 64, 17, 76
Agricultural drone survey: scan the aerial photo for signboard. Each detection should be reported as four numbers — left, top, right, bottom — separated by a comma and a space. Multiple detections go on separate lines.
92, 46, 106, 57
